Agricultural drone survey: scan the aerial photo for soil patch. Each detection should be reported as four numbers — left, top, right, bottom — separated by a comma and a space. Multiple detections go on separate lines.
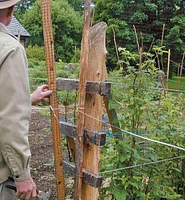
29, 107, 74, 199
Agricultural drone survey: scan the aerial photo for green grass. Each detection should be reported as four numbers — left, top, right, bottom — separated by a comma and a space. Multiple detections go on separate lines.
168, 76, 185, 91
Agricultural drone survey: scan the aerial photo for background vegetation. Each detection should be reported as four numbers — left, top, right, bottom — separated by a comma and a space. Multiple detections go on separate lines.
15, 0, 185, 74
99, 47, 185, 200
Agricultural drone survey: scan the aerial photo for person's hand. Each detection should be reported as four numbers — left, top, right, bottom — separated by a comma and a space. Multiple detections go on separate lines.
15, 176, 37, 200
31, 84, 52, 105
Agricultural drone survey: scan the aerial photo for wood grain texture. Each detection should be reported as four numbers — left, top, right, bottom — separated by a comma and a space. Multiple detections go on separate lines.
82, 21, 108, 200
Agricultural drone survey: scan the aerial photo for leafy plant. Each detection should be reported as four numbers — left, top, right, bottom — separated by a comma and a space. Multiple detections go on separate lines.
100, 47, 185, 199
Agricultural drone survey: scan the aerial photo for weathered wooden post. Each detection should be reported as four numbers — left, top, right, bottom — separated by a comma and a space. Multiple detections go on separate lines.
74, 0, 91, 199
56, 21, 110, 198
81, 22, 108, 200
41, 0, 65, 199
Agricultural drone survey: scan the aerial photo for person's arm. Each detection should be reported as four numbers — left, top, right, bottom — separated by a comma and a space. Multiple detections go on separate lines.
31, 84, 52, 105
0, 44, 36, 199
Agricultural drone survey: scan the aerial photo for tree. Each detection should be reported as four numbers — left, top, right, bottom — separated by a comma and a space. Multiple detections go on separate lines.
67, 0, 84, 12
93, 0, 185, 72
19, 0, 83, 62
15, 0, 36, 19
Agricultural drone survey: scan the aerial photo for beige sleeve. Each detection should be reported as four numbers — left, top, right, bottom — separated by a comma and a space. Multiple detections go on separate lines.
0, 45, 32, 181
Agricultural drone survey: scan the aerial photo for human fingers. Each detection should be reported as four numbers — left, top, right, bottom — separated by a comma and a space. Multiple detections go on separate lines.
25, 190, 36, 200
32, 187, 37, 199
40, 84, 50, 91
16, 189, 30, 200
42, 89, 52, 97
42, 98, 50, 104
39, 85, 52, 99
18, 190, 32, 200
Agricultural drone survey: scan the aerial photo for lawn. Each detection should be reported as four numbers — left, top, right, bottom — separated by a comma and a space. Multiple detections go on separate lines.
168, 76, 185, 91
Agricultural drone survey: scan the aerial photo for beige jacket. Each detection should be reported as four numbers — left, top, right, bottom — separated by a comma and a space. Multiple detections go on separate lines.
0, 23, 31, 183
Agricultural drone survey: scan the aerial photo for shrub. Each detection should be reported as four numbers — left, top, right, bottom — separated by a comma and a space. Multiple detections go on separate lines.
26, 45, 46, 61
100, 47, 185, 199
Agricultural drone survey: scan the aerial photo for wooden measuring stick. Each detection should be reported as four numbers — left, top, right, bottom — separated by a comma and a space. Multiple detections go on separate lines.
40, 0, 65, 199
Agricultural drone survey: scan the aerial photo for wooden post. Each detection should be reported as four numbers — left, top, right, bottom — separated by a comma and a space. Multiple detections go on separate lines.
104, 94, 121, 135
40, 0, 65, 199
74, 0, 91, 199
82, 21, 107, 200
166, 49, 170, 94
18, 29, 20, 42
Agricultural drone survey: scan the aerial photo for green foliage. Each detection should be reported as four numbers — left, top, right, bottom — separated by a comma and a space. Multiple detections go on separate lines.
165, 14, 185, 55
56, 61, 80, 106
14, 0, 185, 72
67, 0, 84, 12
20, 0, 83, 63
93, 0, 185, 71
100, 47, 185, 199
14, 0, 36, 19
56, 61, 80, 105
26, 45, 45, 61
28, 59, 80, 106
56, 60, 80, 79
168, 76, 185, 90
28, 59, 47, 92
